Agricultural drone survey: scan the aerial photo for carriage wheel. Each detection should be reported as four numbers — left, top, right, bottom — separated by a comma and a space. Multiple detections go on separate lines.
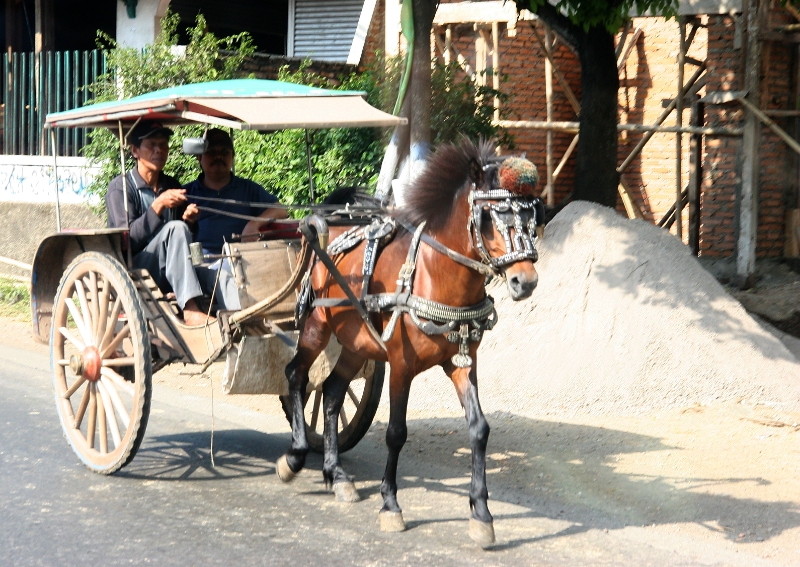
51, 252, 152, 474
281, 360, 384, 454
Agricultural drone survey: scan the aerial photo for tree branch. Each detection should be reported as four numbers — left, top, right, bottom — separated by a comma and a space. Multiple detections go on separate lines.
531, 2, 584, 50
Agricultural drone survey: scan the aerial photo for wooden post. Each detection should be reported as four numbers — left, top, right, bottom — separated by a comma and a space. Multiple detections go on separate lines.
545, 28, 554, 205
676, 16, 686, 241
492, 21, 500, 124
738, 0, 762, 287
688, 101, 704, 256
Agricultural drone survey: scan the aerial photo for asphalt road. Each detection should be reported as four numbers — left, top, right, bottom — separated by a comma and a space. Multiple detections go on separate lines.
1, 341, 792, 566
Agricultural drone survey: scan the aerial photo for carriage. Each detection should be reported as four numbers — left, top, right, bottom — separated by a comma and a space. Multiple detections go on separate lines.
31, 79, 405, 474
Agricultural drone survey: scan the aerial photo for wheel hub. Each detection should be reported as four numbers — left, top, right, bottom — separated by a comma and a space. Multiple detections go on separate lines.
70, 347, 102, 382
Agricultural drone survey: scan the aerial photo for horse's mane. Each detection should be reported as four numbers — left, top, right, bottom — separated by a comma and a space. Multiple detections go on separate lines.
394, 138, 497, 233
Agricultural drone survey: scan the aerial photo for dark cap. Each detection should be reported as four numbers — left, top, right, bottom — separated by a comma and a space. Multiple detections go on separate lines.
205, 128, 234, 151
128, 120, 174, 146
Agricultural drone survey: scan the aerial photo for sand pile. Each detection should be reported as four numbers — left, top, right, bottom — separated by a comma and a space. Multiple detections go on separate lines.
404, 201, 800, 418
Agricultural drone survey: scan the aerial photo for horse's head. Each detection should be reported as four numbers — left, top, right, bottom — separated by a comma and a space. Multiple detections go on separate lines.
468, 155, 543, 301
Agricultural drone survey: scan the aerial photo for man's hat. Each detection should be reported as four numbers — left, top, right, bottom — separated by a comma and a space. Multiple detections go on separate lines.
128, 120, 174, 146
204, 128, 234, 151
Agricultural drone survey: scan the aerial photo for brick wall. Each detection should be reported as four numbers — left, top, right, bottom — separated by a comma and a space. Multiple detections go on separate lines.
359, 3, 797, 259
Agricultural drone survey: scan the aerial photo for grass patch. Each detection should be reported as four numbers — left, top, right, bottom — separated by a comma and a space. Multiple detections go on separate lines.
0, 277, 31, 321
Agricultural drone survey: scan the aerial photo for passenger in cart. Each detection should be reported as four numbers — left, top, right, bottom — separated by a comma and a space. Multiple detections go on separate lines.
105, 120, 240, 325
183, 128, 287, 257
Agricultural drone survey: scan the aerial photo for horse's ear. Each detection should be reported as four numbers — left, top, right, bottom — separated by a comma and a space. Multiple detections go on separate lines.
469, 158, 484, 187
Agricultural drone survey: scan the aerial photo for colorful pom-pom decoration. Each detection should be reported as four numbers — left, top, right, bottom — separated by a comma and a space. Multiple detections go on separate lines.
498, 157, 539, 196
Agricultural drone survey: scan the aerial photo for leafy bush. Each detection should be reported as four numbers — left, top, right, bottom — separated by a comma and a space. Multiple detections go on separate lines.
375, 54, 514, 149
82, 11, 255, 212
233, 64, 385, 209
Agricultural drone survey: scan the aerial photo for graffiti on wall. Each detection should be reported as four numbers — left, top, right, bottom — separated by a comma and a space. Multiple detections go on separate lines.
0, 161, 99, 205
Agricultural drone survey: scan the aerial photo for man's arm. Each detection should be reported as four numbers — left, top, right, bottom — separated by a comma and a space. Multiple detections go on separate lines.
241, 182, 287, 236
105, 176, 179, 253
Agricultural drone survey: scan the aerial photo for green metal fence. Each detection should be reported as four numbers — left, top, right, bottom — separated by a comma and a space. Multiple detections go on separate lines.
3, 50, 107, 157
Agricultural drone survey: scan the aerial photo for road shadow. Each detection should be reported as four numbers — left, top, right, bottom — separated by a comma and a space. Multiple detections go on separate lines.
117, 428, 292, 481
112, 411, 800, 549
338, 413, 800, 549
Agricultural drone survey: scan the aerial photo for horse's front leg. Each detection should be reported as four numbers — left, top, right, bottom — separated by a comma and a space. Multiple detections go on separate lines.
321, 348, 366, 502
277, 317, 330, 483
443, 357, 495, 548
379, 358, 411, 533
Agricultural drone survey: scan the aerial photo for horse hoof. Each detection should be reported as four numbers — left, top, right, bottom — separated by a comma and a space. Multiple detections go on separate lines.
333, 481, 361, 503
379, 511, 406, 532
276, 455, 296, 483
469, 518, 496, 548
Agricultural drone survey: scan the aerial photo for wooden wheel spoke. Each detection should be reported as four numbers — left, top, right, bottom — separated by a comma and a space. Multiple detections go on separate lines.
59, 326, 86, 352
87, 272, 100, 338
100, 296, 122, 351
97, 387, 108, 454
339, 406, 349, 429
346, 386, 359, 407
64, 297, 92, 346
100, 322, 130, 360
102, 357, 135, 367
74, 279, 94, 343
62, 374, 87, 400
100, 375, 130, 430
309, 389, 322, 432
57, 359, 70, 366
95, 276, 111, 347
97, 380, 122, 448
100, 367, 135, 396
73, 384, 91, 429
87, 384, 97, 449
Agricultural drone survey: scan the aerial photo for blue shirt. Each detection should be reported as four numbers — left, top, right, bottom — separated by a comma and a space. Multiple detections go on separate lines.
184, 174, 279, 254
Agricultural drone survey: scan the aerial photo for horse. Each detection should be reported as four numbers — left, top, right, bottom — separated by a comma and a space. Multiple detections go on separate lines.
277, 138, 542, 547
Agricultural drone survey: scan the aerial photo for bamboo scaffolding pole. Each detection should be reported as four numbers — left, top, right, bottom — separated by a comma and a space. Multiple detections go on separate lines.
676, 16, 687, 240
529, 22, 580, 115
545, 28, 554, 205
495, 119, 740, 136
492, 21, 500, 123
739, 96, 800, 156
552, 134, 579, 181
617, 27, 643, 72
617, 62, 707, 175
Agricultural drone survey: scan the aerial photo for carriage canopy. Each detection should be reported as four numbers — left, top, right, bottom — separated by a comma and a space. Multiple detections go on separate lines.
44, 78, 406, 131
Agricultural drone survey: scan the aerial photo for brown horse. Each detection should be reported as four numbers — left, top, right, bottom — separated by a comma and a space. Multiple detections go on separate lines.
277, 139, 541, 547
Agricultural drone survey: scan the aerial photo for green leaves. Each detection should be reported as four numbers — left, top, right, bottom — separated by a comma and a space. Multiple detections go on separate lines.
526, 0, 678, 33
82, 11, 255, 213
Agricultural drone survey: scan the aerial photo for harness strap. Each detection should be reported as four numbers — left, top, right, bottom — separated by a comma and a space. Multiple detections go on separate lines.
396, 219, 497, 278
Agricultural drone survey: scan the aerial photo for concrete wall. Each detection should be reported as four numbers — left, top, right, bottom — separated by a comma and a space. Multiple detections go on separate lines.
0, 156, 103, 279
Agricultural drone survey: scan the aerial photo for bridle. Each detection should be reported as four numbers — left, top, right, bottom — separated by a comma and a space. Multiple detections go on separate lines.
467, 183, 545, 272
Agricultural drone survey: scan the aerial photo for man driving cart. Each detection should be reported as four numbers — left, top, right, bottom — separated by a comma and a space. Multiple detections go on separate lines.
105, 120, 240, 325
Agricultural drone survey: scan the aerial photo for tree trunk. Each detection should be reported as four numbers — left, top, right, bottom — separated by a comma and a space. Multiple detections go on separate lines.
574, 26, 619, 207
409, 0, 435, 175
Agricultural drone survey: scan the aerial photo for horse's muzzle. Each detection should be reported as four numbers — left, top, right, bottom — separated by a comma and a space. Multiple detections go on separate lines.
507, 271, 538, 300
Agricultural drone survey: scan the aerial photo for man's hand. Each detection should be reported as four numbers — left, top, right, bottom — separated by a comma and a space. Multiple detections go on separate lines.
152, 189, 188, 216
183, 203, 200, 224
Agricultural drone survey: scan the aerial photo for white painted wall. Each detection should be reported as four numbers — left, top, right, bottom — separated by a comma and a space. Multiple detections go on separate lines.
116, 0, 172, 49
0, 156, 99, 205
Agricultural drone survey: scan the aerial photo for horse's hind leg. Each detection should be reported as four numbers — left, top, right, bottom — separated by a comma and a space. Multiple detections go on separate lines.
444, 360, 495, 548
321, 348, 365, 502
277, 316, 331, 483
